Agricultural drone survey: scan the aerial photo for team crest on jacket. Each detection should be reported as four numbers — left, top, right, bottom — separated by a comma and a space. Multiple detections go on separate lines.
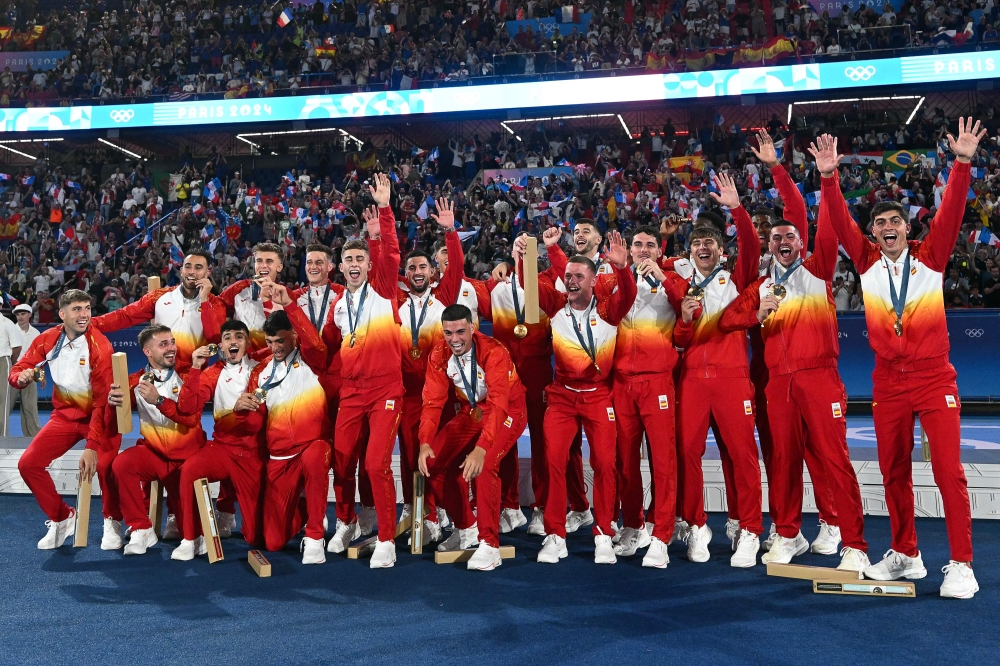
79, 358, 86, 365
743, 400, 753, 415
946, 395, 958, 408
385, 400, 396, 410
831, 402, 843, 419
504, 416, 513, 428
658, 395, 669, 410
173, 386, 180, 394
606, 407, 615, 421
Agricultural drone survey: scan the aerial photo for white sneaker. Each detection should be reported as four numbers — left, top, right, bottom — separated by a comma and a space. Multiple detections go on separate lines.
595, 534, 617, 564
685, 523, 713, 563
527, 508, 546, 536
762, 522, 777, 550
499, 508, 527, 533
216, 511, 236, 538
301, 537, 326, 564
437, 523, 480, 552
642, 537, 670, 568
101, 518, 123, 550
370, 540, 396, 568
327, 519, 360, 553
810, 520, 841, 555
940, 561, 979, 599
398, 503, 413, 529
565, 509, 594, 533
725, 518, 741, 551
437, 507, 452, 530
731, 530, 760, 568
837, 546, 870, 573
537, 534, 568, 563
468, 541, 502, 571
358, 506, 378, 536
162, 514, 180, 540
864, 549, 928, 581
761, 532, 809, 564
37, 509, 76, 550
123, 527, 158, 555
614, 526, 651, 556
669, 518, 689, 545
171, 537, 207, 561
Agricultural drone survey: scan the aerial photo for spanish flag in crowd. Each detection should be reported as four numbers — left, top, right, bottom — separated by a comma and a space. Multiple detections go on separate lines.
731, 37, 795, 65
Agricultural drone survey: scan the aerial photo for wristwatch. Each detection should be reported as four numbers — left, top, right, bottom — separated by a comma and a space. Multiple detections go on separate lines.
155, 395, 165, 407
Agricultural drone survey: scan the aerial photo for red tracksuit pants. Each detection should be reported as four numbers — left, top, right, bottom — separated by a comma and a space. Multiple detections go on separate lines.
334, 379, 403, 542
263, 439, 331, 550
751, 362, 839, 527
18, 412, 121, 522
677, 374, 763, 535
873, 363, 972, 562
179, 442, 266, 546
766, 367, 867, 552
516, 357, 589, 513
614, 373, 677, 544
113, 443, 184, 531
427, 400, 528, 547
398, 392, 440, 518
542, 383, 615, 538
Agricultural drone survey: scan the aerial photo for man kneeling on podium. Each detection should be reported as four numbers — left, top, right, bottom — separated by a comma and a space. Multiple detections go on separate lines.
418, 305, 528, 571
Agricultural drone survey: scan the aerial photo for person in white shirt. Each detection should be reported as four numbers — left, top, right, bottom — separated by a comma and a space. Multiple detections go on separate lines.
10, 304, 40, 436
0, 306, 23, 436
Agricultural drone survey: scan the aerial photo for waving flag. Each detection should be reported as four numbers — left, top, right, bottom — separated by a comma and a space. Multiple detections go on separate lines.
416, 199, 430, 220
908, 205, 929, 220
970, 167, 986, 179
20, 175, 34, 186
805, 191, 822, 206
428, 147, 439, 162
3, 291, 20, 307
936, 169, 949, 187
773, 139, 786, 161
765, 188, 780, 200
969, 227, 1000, 247
191, 203, 204, 216
557, 158, 574, 167
277, 8, 293, 27
65, 180, 81, 190
31, 192, 40, 205
0, 174, 9, 181
169, 245, 184, 267
139, 227, 152, 248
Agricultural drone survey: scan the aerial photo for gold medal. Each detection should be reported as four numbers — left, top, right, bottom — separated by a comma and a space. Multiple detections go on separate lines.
349, 333, 357, 347
770, 284, 787, 301
32, 368, 45, 383
252, 387, 267, 401
594, 362, 601, 375
687, 285, 705, 300
409, 346, 422, 360
470, 406, 483, 422
141, 371, 156, 383
207, 344, 220, 355
513, 324, 528, 338
894, 319, 903, 337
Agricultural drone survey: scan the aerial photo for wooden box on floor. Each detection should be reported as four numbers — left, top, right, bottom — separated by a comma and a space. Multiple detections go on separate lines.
766, 562, 861, 581
347, 536, 377, 559
248, 550, 271, 577
813, 580, 916, 598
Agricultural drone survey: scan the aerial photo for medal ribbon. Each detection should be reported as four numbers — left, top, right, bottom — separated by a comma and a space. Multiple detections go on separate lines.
885, 251, 911, 329
456, 341, 479, 410
691, 264, 725, 290
143, 365, 176, 384
409, 294, 430, 350
772, 257, 804, 289
36, 329, 70, 370
346, 283, 369, 342
308, 283, 332, 331
511, 277, 526, 327
632, 267, 659, 289
569, 298, 599, 368
260, 349, 299, 392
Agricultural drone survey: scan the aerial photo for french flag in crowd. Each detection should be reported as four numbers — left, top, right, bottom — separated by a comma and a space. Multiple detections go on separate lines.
908, 205, 929, 221
765, 188, 780, 200
31, 192, 40, 205
169, 246, 184, 267
0, 173, 9, 181
139, 228, 152, 248
936, 169, 949, 187
428, 147, 439, 162
390, 171, 401, 184
969, 227, 1000, 247
277, 8, 293, 27
20, 175, 34, 186
65, 180, 81, 189
3, 291, 19, 307
606, 168, 621, 180
805, 190, 822, 206
970, 167, 986, 179
192, 203, 204, 216
773, 139, 785, 161
557, 158, 573, 167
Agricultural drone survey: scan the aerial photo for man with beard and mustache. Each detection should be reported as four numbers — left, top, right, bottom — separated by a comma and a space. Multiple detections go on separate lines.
749, 131, 842, 558
516, 231, 637, 565
108, 325, 207, 556
10, 290, 121, 550
817, 123, 982, 599
171, 320, 266, 561
417, 304, 528, 571
719, 167, 869, 574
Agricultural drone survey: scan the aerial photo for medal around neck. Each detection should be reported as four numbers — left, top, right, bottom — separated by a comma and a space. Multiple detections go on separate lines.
409, 346, 421, 360
513, 323, 528, 338
252, 387, 267, 401
141, 370, 157, 383
687, 285, 705, 300
770, 284, 787, 301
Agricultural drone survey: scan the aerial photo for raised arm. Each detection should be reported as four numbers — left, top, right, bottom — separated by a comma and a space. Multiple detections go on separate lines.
598, 231, 637, 326
368, 174, 401, 299
176, 364, 218, 416
91, 287, 166, 332
709, 172, 757, 290
924, 122, 981, 271
812, 134, 873, 268
811, 179, 841, 282
752, 130, 808, 250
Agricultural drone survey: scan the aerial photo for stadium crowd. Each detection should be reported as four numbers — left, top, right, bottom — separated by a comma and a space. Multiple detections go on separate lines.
0, 0, 995, 105
1, 106, 999, 320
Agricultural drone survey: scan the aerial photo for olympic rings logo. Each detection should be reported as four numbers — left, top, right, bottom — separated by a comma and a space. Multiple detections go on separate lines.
966, 329, 985, 338
844, 66, 876, 81
110, 109, 135, 123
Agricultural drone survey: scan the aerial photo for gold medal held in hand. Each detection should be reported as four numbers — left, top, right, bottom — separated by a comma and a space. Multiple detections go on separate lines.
687, 285, 705, 300
207, 344, 220, 355
770, 284, 787, 301
32, 368, 45, 383
470, 406, 483, 422
513, 324, 528, 338
409, 346, 421, 360
141, 371, 156, 383
252, 388, 267, 401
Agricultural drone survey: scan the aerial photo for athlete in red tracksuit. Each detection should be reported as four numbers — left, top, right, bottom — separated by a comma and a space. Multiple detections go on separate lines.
817, 125, 981, 598
719, 172, 870, 573
217, 242, 288, 351
10, 290, 120, 550
522, 231, 637, 564
747, 132, 840, 555
108, 325, 207, 555
672, 174, 763, 568
243, 307, 333, 564
394, 203, 464, 540
329, 174, 405, 568
172, 320, 266, 560
418, 315, 528, 570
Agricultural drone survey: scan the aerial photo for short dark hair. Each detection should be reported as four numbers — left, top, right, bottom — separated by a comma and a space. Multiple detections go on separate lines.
405, 249, 434, 266
574, 218, 604, 244
441, 304, 474, 324
253, 242, 282, 257
695, 210, 726, 236
342, 215, 358, 228
220, 319, 250, 337
263, 310, 293, 336
305, 243, 333, 258
139, 323, 172, 348
752, 207, 776, 221
689, 225, 724, 245
567, 255, 597, 274
871, 201, 908, 222
58, 289, 92, 309
185, 249, 212, 264
631, 225, 661, 244
342, 239, 369, 255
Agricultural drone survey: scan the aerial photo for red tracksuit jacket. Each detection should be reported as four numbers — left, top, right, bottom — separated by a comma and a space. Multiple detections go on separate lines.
177, 358, 265, 452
